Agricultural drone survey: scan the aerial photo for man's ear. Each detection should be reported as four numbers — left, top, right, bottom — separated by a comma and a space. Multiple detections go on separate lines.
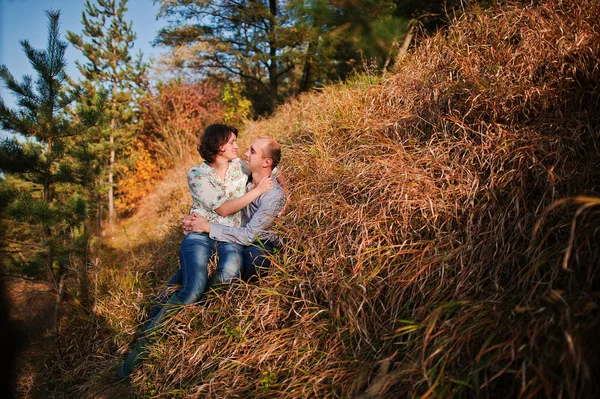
263, 157, 273, 168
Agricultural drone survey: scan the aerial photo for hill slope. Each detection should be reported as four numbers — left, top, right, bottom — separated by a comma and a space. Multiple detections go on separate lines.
29, 0, 600, 398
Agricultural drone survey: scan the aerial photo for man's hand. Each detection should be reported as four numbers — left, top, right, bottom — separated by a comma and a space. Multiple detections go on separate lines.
181, 213, 211, 234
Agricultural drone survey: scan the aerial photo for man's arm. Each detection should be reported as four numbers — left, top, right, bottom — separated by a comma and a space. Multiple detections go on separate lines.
184, 188, 286, 246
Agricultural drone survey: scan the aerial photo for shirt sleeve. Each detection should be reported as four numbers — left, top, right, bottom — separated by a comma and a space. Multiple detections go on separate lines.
187, 167, 228, 211
209, 187, 286, 245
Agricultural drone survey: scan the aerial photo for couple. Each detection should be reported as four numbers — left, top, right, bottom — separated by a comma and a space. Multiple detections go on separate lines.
119, 124, 286, 378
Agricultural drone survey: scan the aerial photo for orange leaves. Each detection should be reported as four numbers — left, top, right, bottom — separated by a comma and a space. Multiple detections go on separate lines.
115, 141, 167, 216
139, 80, 225, 162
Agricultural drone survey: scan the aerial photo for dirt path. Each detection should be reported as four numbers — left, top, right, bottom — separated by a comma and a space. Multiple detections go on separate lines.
5, 277, 57, 398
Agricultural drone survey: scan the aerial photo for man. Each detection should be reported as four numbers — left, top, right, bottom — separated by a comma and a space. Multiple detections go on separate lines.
183, 137, 286, 282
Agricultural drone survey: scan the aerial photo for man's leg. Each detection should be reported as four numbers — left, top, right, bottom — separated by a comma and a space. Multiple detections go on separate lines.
120, 232, 215, 378
242, 242, 276, 283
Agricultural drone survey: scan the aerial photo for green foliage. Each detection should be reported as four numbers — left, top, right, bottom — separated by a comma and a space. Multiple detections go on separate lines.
223, 82, 252, 125
67, 0, 149, 225
153, 0, 464, 115
0, 10, 101, 280
0, 138, 43, 174
156, 0, 308, 115
67, 0, 148, 101
7, 190, 55, 226
259, 369, 278, 392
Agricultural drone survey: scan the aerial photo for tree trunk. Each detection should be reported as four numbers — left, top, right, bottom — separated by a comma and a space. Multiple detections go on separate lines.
108, 19, 119, 227
268, 0, 279, 113
299, 41, 314, 93
44, 137, 53, 203
52, 275, 65, 370
398, 25, 415, 59
107, 74, 117, 226
108, 125, 115, 226
97, 190, 103, 234
43, 137, 56, 285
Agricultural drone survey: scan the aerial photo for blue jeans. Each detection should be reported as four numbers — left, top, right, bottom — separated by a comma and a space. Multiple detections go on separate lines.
242, 241, 277, 282
176, 232, 243, 302
149, 232, 243, 318
121, 233, 244, 377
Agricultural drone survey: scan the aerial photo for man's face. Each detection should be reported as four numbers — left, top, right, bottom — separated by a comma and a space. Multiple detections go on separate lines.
245, 139, 268, 173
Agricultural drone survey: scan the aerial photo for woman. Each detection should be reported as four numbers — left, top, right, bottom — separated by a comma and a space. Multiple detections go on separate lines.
119, 124, 272, 378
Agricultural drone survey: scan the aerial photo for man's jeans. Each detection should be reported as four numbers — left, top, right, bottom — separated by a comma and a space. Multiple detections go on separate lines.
242, 241, 277, 282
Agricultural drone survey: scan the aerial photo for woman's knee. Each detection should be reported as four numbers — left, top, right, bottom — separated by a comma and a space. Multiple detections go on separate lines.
216, 242, 243, 280
181, 232, 213, 252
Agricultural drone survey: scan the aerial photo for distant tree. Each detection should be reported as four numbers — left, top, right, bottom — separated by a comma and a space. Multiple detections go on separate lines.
154, 0, 436, 114
155, 0, 308, 116
394, 0, 465, 31
67, 0, 148, 227
222, 82, 253, 125
292, 0, 406, 87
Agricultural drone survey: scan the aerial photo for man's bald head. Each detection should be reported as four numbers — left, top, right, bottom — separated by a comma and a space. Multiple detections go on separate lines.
257, 137, 281, 169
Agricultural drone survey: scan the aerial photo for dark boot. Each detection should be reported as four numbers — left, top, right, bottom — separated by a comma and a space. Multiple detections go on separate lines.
118, 336, 147, 378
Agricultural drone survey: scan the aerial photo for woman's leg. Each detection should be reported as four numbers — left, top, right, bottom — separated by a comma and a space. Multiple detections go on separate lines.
176, 232, 215, 304
213, 241, 244, 285
146, 232, 214, 331
120, 233, 216, 378
146, 233, 214, 323
148, 269, 183, 321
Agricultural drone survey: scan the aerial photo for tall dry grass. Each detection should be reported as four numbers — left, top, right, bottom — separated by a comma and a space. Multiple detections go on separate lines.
31, 0, 600, 398
241, 1, 599, 396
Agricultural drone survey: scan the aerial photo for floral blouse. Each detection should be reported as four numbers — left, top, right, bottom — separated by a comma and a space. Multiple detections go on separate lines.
187, 159, 249, 227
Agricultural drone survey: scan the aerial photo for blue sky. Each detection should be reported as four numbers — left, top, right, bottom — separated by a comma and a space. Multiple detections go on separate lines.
0, 0, 167, 137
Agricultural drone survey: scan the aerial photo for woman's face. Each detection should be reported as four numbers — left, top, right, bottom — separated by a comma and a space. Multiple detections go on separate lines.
219, 132, 239, 160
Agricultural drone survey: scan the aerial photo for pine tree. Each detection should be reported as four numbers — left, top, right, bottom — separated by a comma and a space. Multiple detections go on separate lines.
0, 10, 102, 283
67, 0, 148, 227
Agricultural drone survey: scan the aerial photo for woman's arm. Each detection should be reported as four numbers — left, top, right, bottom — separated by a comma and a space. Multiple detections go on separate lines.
214, 176, 273, 217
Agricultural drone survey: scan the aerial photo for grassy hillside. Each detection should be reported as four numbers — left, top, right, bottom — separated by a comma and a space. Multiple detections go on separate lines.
20, 0, 600, 397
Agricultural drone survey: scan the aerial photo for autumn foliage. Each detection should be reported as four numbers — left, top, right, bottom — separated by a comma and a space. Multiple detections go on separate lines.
115, 140, 166, 216
139, 80, 224, 164
115, 80, 224, 215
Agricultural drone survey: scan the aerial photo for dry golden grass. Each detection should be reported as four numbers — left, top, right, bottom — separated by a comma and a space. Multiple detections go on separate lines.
29, 0, 600, 398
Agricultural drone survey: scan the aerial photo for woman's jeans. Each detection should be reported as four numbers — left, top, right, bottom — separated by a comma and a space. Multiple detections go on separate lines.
120, 233, 244, 377
148, 232, 244, 320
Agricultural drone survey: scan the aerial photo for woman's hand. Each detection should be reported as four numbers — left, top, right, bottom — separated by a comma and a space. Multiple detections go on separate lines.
181, 214, 197, 234
254, 176, 274, 194
181, 213, 211, 234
